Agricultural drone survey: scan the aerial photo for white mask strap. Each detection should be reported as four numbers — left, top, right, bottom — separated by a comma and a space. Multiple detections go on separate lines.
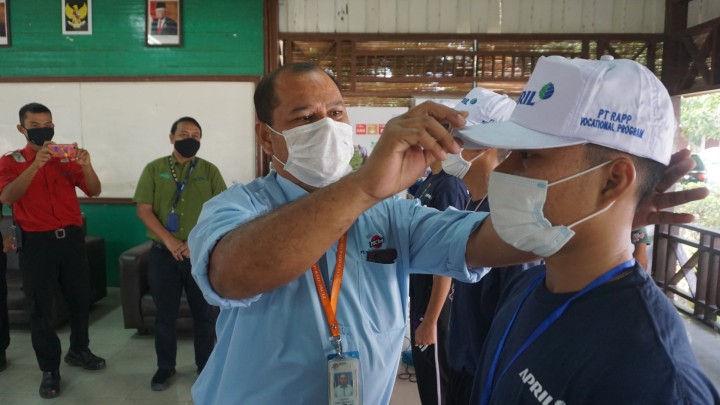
549, 160, 613, 187
467, 150, 487, 164
266, 126, 287, 167
568, 200, 615, 229
272, 155, 286, 167
266, 124, 282, 136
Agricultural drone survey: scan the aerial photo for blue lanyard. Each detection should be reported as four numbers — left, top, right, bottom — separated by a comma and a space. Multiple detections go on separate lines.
168, 156, 197, 210
480, 259, 636, 405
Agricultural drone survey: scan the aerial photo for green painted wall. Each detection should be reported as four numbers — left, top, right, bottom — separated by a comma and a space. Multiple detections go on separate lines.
2, 0, 265, 285
0, 0, 264, 76
81, 203, 147, 286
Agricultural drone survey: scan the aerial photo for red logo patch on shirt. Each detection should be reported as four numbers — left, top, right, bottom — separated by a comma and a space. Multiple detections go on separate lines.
369, 235, 384, 249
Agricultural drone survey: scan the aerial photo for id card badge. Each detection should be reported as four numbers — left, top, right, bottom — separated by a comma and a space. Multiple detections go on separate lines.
166, 211, 179, 232
328, 353, 361, 405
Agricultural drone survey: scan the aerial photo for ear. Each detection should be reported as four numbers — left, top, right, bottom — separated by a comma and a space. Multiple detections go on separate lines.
256, 121, 274, 156
168, 133, 174, 144
600, 157, 636, 204
16, 124, 25, 135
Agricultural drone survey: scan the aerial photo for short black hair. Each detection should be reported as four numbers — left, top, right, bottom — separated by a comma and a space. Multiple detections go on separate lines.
584, 144, 666, 210
254, 62, 341, 126
171, 116, 202, 135
18, 103, 52, 125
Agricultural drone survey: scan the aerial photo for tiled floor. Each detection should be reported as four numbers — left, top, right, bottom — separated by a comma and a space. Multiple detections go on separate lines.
2, 288, 719, 404
0, 288, 420, 405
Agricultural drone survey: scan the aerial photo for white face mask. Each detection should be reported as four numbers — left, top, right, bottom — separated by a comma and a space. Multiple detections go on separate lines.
488, 160, 614, 257
442, 150, 485, 179
268, 118, 354, 187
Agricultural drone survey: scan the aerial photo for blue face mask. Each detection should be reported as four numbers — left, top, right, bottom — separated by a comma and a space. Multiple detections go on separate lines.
488, 160, 614, 257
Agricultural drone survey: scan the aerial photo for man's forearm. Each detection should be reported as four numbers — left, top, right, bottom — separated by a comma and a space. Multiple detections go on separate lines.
82, 165, 101, 197
466, 216, 537, 268
422, 275, 452, 323
209, 173, 381, 299
136, 204, 175, 245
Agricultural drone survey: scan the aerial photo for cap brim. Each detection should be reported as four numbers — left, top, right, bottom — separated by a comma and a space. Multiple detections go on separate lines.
452, 121, 587, 150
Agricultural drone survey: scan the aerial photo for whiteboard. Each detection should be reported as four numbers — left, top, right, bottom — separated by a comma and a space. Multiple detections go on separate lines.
0, 81, 257, 198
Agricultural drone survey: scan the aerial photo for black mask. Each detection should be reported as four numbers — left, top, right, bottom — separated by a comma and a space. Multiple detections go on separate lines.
174, 138, 200, 158
25, 127, 54, 146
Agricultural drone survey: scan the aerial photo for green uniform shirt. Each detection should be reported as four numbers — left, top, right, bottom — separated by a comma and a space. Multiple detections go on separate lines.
134, 155, 226, 242
631, 227, 652, 245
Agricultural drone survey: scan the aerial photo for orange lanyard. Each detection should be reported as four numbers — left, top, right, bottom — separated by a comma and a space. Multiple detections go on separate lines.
311, 233, 348, 355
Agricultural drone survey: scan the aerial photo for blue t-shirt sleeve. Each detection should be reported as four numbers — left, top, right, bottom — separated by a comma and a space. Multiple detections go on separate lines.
399, 199, 488, 281
189, 184, 268, 308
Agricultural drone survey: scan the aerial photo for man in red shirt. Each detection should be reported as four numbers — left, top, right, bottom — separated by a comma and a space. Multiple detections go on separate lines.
0, 102, 104, 399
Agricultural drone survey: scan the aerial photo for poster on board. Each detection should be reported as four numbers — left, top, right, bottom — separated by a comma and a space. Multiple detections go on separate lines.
0, 0, 9, 46
146, 0, 181, 46
347, 106, 408, 162
63, 0, 92, 35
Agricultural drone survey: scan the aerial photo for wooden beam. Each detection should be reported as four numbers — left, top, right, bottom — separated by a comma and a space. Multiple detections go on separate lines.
662, 0, 690, 92
260, 0, 280, 177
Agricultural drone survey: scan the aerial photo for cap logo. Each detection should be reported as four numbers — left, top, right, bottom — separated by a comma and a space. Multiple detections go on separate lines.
518, 82, 554, 106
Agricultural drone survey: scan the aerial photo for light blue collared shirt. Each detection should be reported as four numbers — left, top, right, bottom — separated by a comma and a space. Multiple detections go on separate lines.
189, 172, 488, 405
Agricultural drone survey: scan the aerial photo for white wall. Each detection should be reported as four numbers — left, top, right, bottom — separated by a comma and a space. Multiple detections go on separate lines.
688, 0, 720, 27
279, 0, 666, 34
0, 81, 256, 198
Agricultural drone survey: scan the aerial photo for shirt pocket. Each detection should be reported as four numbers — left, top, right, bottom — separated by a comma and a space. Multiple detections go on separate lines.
189, 177, 212, 197
52, 170, 79, 196
356, 259, 405, 334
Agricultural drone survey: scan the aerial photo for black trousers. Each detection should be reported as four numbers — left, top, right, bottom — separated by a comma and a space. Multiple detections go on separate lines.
19, 228, 92, 372
445, 367, 474, 405
0, 232, 8, 353
410, 302, 451, 405
147, 244, 215, 370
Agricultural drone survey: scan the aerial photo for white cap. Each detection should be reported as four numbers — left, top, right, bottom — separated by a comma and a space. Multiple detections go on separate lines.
454, 87, 516, 126
453, 55, 676, 164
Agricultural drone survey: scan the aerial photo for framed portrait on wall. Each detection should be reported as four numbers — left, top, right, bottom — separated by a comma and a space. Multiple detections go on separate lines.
146, 0, 181, 46
63, 0, 92, 35
0, 0, 10, 47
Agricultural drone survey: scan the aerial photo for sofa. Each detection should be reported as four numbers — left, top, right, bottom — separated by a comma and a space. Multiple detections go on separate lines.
1, 215, 107, 328
119, 241, 217, 335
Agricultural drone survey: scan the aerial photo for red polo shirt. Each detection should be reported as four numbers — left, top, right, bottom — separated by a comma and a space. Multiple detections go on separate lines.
0, 145, 90, 232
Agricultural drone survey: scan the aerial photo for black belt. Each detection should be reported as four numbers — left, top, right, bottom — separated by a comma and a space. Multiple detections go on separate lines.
23, 226, 83, 240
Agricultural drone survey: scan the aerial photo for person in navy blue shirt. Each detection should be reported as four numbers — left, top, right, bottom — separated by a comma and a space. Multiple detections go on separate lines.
443, 147, 540, 405
410, 156, 470, 405
457, 56, 719, 404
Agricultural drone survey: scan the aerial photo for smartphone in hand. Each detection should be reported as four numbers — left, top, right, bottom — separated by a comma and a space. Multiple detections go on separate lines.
49, 144, 78, 160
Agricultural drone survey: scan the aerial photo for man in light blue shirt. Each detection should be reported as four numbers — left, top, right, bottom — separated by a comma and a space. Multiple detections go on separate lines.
334, 373, 353, 399
189, 62, 707, 405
